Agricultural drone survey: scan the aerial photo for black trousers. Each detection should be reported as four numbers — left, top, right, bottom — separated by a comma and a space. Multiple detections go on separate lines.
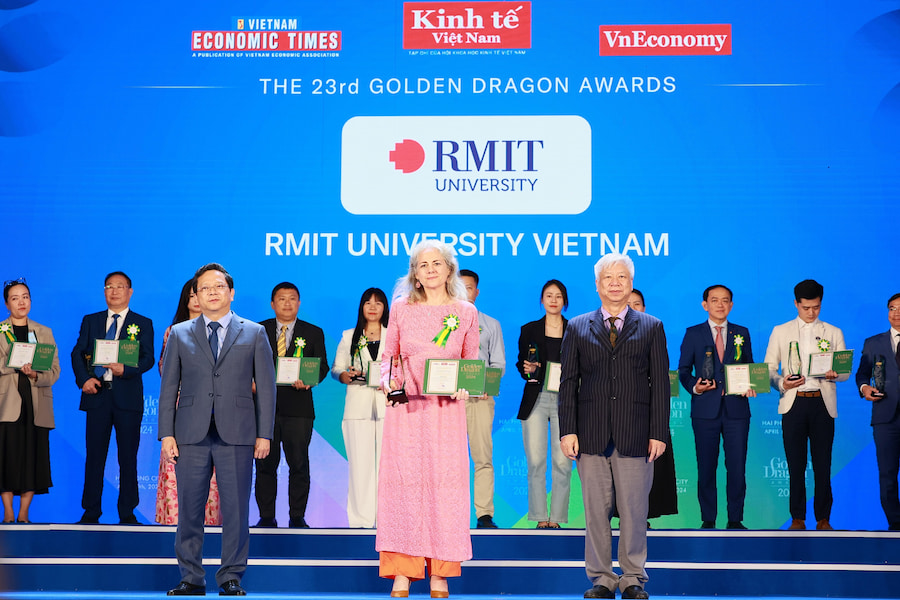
254, 415, 313, 522
82, 390, 141, 520
782, 392, 834, 521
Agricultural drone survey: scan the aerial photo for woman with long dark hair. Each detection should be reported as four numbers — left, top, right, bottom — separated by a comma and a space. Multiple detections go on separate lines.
331, 287, 390, 528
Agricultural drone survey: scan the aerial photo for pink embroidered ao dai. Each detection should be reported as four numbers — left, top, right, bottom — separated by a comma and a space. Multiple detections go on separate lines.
377, 299, 479, 562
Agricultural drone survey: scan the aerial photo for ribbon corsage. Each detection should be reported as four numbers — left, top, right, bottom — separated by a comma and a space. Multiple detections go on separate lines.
0, 322, 14, 345
432, 314, 460, 348
733, 334, 744, 361
816, 338, 831, 352
355, 335, 368, 356
294, 337, 306, 358
126, 324, 140, 341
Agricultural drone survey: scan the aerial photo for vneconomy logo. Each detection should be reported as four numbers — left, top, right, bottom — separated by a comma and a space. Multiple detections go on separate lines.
341, 116, 591, 215
600, 24, 731, 56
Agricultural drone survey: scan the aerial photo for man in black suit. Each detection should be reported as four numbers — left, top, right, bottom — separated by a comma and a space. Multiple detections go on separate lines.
559, 253, 669, 600
71, 271, 154, 524
255, 282, 329, 528
856, 292, 900, 530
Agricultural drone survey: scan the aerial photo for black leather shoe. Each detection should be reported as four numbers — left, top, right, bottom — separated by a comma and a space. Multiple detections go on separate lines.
726, 521, 747, 530
476, 515, 498, 528
77, 513, 100, 525
622, 585, 649, 599
289, 518, 309, 528
700, 520, 715, 529
584, 584, 615, 599
168, 581, 205, 596
219, 580, 246, 596
254, 517, 277, 528
119, 514, 140, 525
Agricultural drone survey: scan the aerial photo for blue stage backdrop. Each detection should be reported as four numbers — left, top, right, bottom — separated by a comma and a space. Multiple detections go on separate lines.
2, 0, 898, 530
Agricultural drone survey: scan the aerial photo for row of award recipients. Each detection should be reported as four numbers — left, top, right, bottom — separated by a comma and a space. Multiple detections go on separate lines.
1, 251, 899, 587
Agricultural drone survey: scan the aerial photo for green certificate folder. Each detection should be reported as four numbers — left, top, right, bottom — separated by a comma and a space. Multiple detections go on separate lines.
831, 350, 854, 374
483, 367, 502, 396
668, 370, 680, 397
423, 359, 486, 395
807, 350, 854, 376
299, 357, 321, 386
543, 361, 562, 393
31, 343, 56, 372
117, 340, 140, 367
276, 356, 321, 386
725, 363, 771, 395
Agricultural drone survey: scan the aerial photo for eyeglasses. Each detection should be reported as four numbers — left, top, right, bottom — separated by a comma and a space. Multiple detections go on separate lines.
104, 284, 130, 291
197, 283, 230, 295
3, 277, 26, 290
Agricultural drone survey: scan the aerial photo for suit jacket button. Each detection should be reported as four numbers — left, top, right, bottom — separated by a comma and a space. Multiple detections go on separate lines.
209, 393, 214, 397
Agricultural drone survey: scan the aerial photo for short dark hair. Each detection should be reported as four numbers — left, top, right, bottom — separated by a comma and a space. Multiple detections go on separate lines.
270, 282, 299, 302
630, 288, 645, 304
794, 279, 823, 302
541, 279, 568, 311
192, 263, 233, 291
459, 269, 479, 286
703, 284, 733, 302
105, 271, 132, 288
888, 293, 900, 307
3, 279, 29, 303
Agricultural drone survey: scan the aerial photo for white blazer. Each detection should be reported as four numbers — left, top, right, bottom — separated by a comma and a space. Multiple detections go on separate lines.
763, 318, 849, 418
331, 327, 387, 420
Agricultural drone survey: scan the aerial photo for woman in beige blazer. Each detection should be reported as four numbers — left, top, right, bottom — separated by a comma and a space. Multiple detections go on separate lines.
331, 288, 389, 528
0, 279, 60, 523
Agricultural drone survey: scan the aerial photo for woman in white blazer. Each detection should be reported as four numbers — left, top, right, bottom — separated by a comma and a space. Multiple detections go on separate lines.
331, 288, 390, 528
0, 279, 60, 523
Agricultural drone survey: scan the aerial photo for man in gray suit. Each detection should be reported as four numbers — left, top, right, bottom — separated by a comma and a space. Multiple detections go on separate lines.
559, 253, 669, 600
159, 263, 276, 596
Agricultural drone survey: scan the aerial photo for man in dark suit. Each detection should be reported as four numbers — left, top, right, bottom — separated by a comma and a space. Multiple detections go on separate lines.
559, 253, 669, 600
71, 271, 154, 525
856, 292, 900, 531
159, 263, 276, 596
678, 284, 756, 530
255, 282, 329, 528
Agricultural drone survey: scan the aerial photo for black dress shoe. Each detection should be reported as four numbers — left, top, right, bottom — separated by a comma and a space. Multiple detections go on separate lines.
622, 584, 650, 599
119, 514, 140, 525
219, 580, 246, 596
77, 513, 100, 525
254, 517, 277, 528
726, 520, 747, 530
168, 581, 205, 596
700, 520, 715, 529
476, 515, 498, 528
584, 584, 615, 599
289, 518, 309, 528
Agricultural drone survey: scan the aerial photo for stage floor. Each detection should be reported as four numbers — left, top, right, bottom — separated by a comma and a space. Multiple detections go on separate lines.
0, 595, 892, 600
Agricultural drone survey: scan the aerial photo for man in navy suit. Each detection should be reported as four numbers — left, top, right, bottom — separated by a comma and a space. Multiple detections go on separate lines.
159, 263, 276, 596
856, 292, 900, 531
71, 271, 154, 525
678, 284, 756, 530
560, 253, 669, 600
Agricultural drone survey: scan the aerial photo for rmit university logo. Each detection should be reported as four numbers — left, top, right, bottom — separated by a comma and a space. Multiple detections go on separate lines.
342, 116, 590, 215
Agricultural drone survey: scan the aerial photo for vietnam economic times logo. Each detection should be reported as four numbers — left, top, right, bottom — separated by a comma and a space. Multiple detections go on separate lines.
341, 116, 591, 215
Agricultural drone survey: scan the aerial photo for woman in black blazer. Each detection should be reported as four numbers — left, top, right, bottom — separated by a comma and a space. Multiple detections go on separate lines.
516, 280, 572, 528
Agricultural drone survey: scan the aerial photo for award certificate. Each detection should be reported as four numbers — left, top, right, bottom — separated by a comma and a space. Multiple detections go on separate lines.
543, 361, 562, 393
808, 350, 854, 376
276, 357, 301, 385
6, 342, 36, 369
424, 360, 459, 395
725, 363, 771, 394
668, 370, 680, 397
30, 343, 56, 372
483, 367, 502, 397
298, 357, 322, 387
92, 340, 120, 365
367, 361, 382, 388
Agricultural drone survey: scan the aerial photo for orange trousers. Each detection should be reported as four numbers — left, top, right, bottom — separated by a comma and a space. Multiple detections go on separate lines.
379, 551, 461, 580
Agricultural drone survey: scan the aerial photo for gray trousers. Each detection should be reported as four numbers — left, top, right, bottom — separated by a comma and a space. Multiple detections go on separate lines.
578, 449, 653, 591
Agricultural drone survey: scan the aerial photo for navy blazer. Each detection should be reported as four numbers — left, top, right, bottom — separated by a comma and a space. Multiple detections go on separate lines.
856, 331, 900, 426
71, 309, 155, 412
558, 307, 669, 457
678, 322, 754, 420
158, 312, 276, 446
261, 318, 329, 419
515, 316, 568, 420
